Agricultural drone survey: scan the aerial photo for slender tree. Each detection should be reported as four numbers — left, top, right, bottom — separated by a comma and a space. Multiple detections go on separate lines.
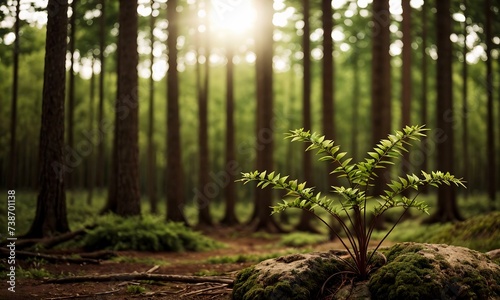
461, 0, 469, 198
295, 0, 318, 233
371, 0, 392, 195
401, 0, 411, 198
96, 0, 106, 189
351, 49, 360, 163
220, 40, 239, 226
427, 0, 463, 223
420, 0, 429, 194
148, 0, 158, 214
166, 0, 188, 224
112, 0, 141, 216
322, 0, 335, 161
485, 0, 496, 208
8, 0, 20, 190
67, 0, 77, 197
26, 0, 70, 238
196, 0, 213, 227
87, 57, 95, 205
251, 0, 282, 232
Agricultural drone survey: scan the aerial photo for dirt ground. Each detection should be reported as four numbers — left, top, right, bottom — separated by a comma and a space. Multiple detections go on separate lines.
0, 229, 360, 300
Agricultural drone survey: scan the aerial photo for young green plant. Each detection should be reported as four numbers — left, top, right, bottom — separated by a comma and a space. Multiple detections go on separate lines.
239, 125, 465, 279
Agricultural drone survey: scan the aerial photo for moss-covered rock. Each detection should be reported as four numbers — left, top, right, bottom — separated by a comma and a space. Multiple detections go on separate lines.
233, 243, 500, 300
369, 243, 500, 300
232, 250, 350, 300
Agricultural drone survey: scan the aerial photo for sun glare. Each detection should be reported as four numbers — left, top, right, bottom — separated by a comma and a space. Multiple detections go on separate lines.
210, 0, 256, 34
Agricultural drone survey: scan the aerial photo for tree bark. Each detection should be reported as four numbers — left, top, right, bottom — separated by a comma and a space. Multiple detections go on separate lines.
166, 0, 188, 224
401, 0, 412, 200
322, 0, 335, 184
25, 0, 70, 238
427, 0, 463, 223
114, 0, 141, 216
87, 57, 95, 205
295, 0, 318, 233
461, 0, 469, 198
485, 0, 496, 208
148, 0, 158, 214
221, 41, 239, 226
420, 0, 429, 194
371, 0, 392, 198
197, 0, 213, 227
251, 0, 283, 233
8, 0, 20, 190
67, 0, 77, 198
96, 0, 106, 189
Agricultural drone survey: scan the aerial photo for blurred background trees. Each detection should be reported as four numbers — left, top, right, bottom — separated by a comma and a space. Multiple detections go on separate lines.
0, 0, 499, 233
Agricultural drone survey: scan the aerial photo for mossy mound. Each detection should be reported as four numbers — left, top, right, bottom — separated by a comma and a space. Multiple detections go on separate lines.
370, 242, 500, 300
427, 212, 500, 251
232, 250, 350, 300
79, 215, 223, 252
233, 243, 500, 300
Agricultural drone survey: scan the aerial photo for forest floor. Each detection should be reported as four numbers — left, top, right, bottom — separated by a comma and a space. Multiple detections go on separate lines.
1, 228, 382, 300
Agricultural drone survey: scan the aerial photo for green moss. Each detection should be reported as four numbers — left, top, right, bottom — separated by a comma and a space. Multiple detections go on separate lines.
428, 211, 500, 251
232, 267, 259, 300
79, 215, 223, 252
370, 243, 500, 300
369, 252, 440, 300
232, 254, 349, 300
384, 242, 424, 262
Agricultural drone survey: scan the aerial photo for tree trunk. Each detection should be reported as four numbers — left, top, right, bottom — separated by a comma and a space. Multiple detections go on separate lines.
96, 0, 106, 189
8, 0, 20, 190
461, 0, 469, 198
251, 0, 283, 233
485, 0, 496, 209
351, 49, 359, 163
427, 0, 463, 223
401, 0, 411, 198
420, 0, 429, 194
370, 0, 391, 229
197, 0, 213, 227
321, 0, 335, 183
114, 0, 141, 216
148, 0, 158, 214
87, 58, 95, 206
67, 0, 77, 200
25, 0, 70, 238
295, 0, 318, 233
166, 0, 188, 224
221, 41, 239, 226
371, 0, 392, 194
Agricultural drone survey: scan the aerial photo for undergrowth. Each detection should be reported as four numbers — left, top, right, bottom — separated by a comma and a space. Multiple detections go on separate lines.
78, 214, 224, 252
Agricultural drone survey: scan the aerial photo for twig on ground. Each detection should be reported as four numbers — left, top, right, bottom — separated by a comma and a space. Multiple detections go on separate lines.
181, 283, 228, 298
146, 265, 160, 273
43, 288, 120, 300
45, 273, 234, 286
0, 248, 100, 264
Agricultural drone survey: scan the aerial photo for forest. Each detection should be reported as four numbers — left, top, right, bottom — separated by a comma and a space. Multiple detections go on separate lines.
0, 0, 500, 299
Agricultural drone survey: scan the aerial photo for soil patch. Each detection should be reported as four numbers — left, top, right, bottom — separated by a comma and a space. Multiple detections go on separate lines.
0, 228, 351, 299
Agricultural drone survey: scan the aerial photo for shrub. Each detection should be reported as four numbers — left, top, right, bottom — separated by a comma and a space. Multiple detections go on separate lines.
239, 125, 465, 279
80, 214, 224, 252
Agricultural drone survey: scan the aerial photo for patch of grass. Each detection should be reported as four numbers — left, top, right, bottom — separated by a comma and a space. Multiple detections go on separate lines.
206, 249, 311, 264
17, 267, 53, 279
79, 214, 225, 252
126, 285, 146, 294
279, 232, 327, 247
111, 256, 168, 266
373, 212, 500, 252
194, 269, 224, 276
